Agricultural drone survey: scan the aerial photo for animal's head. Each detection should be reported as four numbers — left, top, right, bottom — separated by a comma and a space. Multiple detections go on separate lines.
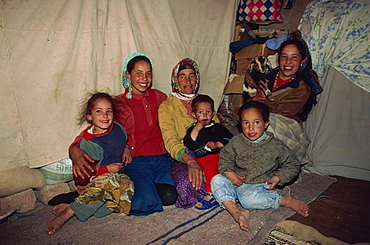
249, 56, 271, 74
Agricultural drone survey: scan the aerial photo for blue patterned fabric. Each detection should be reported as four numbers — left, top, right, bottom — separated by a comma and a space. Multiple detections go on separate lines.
299, 0, 370, 93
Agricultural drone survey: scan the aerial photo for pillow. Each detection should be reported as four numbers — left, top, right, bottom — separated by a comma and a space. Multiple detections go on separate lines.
237, 0, 283, 24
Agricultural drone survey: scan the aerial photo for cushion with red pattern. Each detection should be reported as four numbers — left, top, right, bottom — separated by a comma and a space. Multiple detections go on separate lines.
237, 0, 283, 24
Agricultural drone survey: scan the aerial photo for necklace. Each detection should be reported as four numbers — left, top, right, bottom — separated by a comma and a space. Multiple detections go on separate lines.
273, 72, 295, 91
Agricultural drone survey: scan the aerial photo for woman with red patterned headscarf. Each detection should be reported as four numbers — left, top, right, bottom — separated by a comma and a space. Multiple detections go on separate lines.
159, 58, 220, 209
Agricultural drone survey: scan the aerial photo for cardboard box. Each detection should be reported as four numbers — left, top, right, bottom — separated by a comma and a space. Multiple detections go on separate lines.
257, 29, 289, 38
223, 75, 245, 95
222, 75, 246, 120
225, 94, 244, 121
236, 58, 254, 76
235, 44, 275, 75
235, 43, 275, 60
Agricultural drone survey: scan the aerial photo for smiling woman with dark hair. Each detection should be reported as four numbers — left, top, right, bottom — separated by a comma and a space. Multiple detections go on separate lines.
246, 31, 323, 166
68, 53, 178, 216
249, 31, 322, 124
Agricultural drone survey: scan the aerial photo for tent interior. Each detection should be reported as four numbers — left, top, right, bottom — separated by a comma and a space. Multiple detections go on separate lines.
1, 0, 369, 243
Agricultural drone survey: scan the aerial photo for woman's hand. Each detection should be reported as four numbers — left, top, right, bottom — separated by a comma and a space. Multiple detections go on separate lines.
266, 175, 280, 190
122, 148, 132, 166
69, 144, 94, 179
182, 152, 205, 190
106, 162, 124, 173
224, 171, 245, 187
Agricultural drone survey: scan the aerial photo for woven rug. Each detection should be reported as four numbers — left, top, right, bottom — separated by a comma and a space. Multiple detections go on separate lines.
0, 172, 336, 244
265, 220, 349, 245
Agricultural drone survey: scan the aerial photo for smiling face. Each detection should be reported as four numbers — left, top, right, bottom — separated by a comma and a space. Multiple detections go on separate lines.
278, 44, 306, 80
192, 101, 214, 126
241, 108, 269, 141
178, 68, 197, 94
86, 98, 114, 134
126, 60, 152, 95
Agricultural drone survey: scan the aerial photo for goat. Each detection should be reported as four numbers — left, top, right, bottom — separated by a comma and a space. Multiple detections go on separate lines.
243, 56, 272, 100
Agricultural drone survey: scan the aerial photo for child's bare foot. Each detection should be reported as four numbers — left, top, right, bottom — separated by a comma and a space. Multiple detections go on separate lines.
281, 195, 309, 217
46, 206, 74, 235
52, 203, 70, 216
230, 209, 250, 231
223, 200, 250, 231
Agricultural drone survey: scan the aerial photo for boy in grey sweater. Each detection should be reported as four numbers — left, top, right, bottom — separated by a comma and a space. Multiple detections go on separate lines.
211, 101, 309, 232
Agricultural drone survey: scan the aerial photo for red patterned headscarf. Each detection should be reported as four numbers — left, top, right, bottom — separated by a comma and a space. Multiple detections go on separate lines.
171, 58, 200, 101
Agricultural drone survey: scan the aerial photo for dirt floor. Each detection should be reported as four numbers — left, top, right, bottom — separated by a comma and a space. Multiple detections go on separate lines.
288, 176, 370, 244
0, 172, 338, 245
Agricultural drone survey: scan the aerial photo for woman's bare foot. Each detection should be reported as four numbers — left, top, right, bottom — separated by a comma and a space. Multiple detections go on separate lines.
223, 200, 250, 231
52, 203, 70, 216
46, 206, 75, 235
281, 195, 309, 217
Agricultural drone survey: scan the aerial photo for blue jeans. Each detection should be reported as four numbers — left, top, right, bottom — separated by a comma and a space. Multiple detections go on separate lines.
211, 174, 281, 210
122, 154, 175, 215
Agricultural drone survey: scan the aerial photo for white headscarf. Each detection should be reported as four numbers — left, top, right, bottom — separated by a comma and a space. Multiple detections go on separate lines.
170, 58, 200, 101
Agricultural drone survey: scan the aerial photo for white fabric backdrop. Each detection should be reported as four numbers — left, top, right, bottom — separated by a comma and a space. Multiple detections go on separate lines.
0, 0, 238, 170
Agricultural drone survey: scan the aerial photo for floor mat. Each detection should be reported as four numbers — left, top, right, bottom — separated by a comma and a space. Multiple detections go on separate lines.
0, 172, 336, 244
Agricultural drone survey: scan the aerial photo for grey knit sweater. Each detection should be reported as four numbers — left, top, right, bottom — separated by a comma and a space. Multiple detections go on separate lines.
218, 132, 301, 186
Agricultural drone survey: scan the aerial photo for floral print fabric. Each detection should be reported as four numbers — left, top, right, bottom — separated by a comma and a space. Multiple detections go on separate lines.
299, 0, 370, 92
76, 173, 134, 215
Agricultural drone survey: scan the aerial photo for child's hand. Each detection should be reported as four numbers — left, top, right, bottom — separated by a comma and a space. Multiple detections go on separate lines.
106, 162, 123, 173
265, 176, 280, 190
194, 121, 207, 129
205, 141, 223, 150
190, 122, 206, 141
225, 171, 246, 187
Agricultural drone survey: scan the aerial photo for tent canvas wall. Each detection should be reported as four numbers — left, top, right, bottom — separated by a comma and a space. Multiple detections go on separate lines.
1, 0, 238, 172
1, 0, 369, 193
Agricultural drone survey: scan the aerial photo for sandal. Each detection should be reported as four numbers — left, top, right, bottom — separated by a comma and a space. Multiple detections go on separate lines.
194, 195, 218, 210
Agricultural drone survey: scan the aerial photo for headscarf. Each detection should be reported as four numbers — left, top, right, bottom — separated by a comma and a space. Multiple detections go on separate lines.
121, 52, 152, 99
170, 58, 200, 101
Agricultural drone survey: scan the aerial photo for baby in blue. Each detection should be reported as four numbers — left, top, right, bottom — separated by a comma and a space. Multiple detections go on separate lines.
211, 101, 309, 231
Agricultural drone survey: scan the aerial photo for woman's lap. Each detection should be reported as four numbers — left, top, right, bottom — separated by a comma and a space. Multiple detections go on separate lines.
123, 154, 175, 215
267, 113, 311, 165
171, 160, 207, 208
